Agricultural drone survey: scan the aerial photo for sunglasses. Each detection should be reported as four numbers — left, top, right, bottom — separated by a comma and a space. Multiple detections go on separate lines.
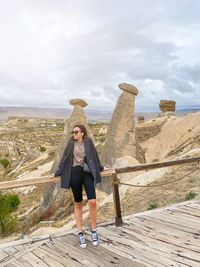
71, 130, 81, 134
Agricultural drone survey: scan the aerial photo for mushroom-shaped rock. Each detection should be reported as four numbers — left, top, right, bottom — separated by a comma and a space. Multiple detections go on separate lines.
159, 100, 176, 112
40, 98, 93, 214
69, 99, 88, 108
119, 83, 138, 95
101, 82, 145, 170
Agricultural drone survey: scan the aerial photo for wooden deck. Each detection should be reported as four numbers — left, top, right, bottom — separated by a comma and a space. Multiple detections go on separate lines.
0, 199, 200, 267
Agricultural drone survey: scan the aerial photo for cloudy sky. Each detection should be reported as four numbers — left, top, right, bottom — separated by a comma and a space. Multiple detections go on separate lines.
0, 0, 200, 111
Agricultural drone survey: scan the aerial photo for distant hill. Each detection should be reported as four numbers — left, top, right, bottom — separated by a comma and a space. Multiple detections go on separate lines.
0, 106, 199, 123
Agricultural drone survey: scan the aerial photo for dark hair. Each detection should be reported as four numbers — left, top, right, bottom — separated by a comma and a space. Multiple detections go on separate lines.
73, 124, 88, 138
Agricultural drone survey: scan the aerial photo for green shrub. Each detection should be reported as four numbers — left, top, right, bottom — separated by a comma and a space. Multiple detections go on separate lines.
1, 158, 9, 168
189, 178, 196, 183
93, 133, 105, 137
148, 203, 158, 210
0, 192, 20, 235
185, 192, 197, 201
40, 146, 46, 152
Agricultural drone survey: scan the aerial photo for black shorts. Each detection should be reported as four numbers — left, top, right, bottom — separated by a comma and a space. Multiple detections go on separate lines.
70, 166, 96, 202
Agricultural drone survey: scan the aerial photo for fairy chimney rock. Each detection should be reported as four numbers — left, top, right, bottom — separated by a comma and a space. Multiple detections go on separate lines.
101, 83, 145, 168
40, 98, 93, 213
119, 83, 138, 95
52, 97, 93, 169
69, 99, 88, 108
159, 100, 176, 117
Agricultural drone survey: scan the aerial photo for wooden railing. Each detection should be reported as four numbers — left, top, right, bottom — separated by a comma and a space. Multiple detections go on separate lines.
0, 156, 200, 226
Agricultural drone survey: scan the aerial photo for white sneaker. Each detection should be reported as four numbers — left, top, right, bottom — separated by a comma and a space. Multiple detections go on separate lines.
78, 233, 87, 248
91, 230, 99, 246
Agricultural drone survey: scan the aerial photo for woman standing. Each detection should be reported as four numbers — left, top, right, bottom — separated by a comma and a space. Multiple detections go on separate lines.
54, 124, 104, 248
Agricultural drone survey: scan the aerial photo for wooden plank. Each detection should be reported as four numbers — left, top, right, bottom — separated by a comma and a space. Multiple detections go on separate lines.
13, 244, 32, 252
3, 263, 19, 267
98, 226, 200, 266
99, 226, 182, 266
141, 207, 200, 226
184, 202, 200, 210
31, 242, 79, 267
32, 248, 65, 267
55, 240, 106, 267
22, 251, 49, 267
124, 216, 200, 249
131, 214, 200, 245
0, 177, 61, 190
0, 241, 49, 266
10, 256, 35, 267
94, 227, 177, 266
54, 237, 119, 267
145, 211, 200, 230
0, 249, 9, 262
172, 206, 200, 218
163, 208, 200, 223
2, 247, 17, 255
165, 209, 200, 222
106, 224, 200, 266
126, 218, 200, 247
123, 224, 200, 254
55, 234, 144, 267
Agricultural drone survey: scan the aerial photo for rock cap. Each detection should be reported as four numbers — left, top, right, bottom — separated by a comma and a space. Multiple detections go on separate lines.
159, 100, 176, 112
69, 99, 88, 108
138, 116, 144, 122
119, 83, 138, 95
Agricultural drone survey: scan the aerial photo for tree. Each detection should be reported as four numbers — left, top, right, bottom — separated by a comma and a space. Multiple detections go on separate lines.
0, 192, 20, 235
40, 145, 46, 152
1, 158, 9, 168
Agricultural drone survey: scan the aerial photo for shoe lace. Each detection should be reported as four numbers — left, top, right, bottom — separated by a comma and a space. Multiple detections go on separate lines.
92, 232, 98, 241
79, 234, 86, 244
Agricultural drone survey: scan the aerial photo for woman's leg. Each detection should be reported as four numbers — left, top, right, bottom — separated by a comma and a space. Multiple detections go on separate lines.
88, 199, 97, 231
70, 166, 84, 232
83, 173, 97, 231
74, 201, 83, 232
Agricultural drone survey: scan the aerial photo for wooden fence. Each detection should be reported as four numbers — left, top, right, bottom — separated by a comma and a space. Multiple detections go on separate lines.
0, 156, 200, 226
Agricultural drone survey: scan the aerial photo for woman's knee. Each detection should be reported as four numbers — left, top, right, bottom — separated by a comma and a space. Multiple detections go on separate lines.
74, 201, 82, 209
88, 199, 96, 207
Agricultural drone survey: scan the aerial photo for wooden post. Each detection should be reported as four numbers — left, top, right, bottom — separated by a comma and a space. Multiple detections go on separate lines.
111, 173, 123, 226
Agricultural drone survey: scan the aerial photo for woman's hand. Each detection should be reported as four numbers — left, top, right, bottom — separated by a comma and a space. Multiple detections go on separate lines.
50, 173, 55, 177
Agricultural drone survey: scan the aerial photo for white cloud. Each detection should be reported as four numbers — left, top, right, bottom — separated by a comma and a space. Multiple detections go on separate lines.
0, 0, 200, 111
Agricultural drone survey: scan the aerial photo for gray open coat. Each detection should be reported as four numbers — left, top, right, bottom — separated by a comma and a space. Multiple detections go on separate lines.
54, 137, 104, 189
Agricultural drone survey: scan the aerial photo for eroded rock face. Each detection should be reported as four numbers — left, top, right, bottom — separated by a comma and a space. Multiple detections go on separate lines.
113, 156, 140, 183
101, 83, 145, 168
40, 99, 93, 213
159, 100, 176, 112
